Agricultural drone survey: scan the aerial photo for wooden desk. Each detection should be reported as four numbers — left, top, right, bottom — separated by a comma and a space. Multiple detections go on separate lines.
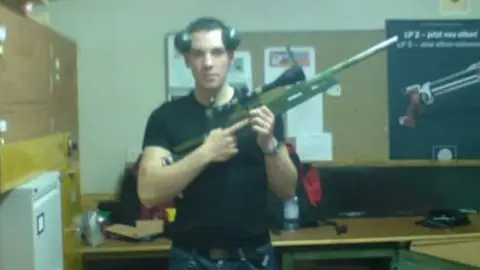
82, 238, 171, 259
272, 216, 480, 245
272, 216, 480, 270
82, 216, 480, 269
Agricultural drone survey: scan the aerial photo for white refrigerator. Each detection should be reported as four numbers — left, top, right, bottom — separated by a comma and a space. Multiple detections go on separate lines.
0, 170, 64, 270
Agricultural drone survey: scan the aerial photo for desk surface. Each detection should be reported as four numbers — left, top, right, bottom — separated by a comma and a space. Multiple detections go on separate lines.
82, 216, 480, 255
271, 215, 480, 246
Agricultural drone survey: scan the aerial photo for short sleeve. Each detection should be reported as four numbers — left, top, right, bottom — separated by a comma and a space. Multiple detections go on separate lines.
142, 108, 171, 150
273, 115, 286, 143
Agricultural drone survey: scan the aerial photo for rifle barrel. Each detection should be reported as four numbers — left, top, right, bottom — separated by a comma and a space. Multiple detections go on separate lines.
170, 35, 399, 156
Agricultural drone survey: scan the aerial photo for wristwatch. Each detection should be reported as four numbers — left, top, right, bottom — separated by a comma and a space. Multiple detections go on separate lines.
263, 139, 284, 156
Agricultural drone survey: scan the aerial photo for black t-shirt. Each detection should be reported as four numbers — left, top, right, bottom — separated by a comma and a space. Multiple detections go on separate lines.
141, 89, 285, 249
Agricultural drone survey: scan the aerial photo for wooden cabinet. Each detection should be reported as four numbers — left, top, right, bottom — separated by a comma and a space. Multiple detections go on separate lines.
0, 0, 46, 16
0, 0, 25, 15
0, 4, 78, 145
0, 4, 82, 270
50, 30, 79, 144
0, 5, 53, 142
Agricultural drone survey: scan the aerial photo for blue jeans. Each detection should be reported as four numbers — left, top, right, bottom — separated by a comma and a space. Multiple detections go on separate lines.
167, 244, 278, 270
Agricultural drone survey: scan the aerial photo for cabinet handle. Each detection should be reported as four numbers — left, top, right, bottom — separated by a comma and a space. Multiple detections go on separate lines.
67, 137, 78, 157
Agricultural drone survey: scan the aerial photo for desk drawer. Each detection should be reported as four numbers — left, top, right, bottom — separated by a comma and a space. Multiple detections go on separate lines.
411, 238, 480, 267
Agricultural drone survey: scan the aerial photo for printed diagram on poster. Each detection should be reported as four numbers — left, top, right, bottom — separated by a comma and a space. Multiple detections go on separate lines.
386, 19, 480, 160
439, 0, 470, 14
398, 62, 480, 128
264, 46, 333, 161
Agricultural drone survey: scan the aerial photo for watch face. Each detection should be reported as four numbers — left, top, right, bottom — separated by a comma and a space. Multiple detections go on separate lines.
265, 141, 283, 155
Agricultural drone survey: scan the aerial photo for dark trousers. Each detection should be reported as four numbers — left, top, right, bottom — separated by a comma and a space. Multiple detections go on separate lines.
167, 243, 278, 270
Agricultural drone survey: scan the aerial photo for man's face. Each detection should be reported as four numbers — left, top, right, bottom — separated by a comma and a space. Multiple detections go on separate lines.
185, 29, 233, 90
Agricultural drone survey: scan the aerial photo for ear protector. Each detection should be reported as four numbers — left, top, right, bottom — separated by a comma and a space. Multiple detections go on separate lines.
173, 18, 241, 54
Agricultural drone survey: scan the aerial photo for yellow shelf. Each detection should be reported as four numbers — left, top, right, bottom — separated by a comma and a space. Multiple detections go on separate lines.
0, 133, 70, 193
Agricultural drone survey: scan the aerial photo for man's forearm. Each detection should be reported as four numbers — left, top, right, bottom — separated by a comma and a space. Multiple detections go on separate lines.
265, 146, 298, 200
138, 147, 210, 207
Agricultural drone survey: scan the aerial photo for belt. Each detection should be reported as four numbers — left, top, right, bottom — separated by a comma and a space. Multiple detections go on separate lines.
181, 244, 271, 262
198, 248, 241, 260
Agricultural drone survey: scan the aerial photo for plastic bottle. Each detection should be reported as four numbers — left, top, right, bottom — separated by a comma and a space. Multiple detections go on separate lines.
283, 196, 300, 231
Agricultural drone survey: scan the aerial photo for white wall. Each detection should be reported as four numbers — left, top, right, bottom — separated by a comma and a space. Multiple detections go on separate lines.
35, 0, 479, 193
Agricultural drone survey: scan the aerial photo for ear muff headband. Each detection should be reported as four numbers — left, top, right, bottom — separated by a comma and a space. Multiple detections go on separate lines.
173, 21, 240, 54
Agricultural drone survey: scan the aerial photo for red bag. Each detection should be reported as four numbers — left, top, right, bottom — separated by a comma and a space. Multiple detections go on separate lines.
286, 142, 322, 206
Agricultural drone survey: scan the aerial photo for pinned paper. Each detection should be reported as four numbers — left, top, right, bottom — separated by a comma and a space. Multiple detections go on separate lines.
296, 132, 333, 161
326, 84, 342, 97
0, 26, 6, 41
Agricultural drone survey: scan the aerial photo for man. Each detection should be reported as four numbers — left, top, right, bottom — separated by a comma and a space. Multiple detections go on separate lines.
138, 17, 298, 270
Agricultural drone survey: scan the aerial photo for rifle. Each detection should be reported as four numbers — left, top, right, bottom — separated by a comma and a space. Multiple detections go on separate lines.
163, 36, 399, 163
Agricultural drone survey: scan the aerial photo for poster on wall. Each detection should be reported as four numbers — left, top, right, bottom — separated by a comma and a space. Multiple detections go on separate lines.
386, 19, 480, 160
263, 46, 333, 161
227, 51, 253, 91
166, 34, 195, 89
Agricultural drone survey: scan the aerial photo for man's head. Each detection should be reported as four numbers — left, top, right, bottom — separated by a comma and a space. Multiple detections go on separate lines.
174, 17, 240, 92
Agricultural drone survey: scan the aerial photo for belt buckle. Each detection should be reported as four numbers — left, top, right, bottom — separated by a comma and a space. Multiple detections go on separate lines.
209, 248, 228, 260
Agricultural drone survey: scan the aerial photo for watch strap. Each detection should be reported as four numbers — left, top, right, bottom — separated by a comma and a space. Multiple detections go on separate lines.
263, 140, 285, 156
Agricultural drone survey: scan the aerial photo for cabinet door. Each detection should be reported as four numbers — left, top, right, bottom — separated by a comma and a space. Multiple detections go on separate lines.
396, 250, 480, 270
49, 30, 79, 144
0, 5, 54, 143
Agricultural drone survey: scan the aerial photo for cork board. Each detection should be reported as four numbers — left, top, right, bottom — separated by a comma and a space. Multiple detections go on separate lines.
238, 30, 389, 162
0, 5, 78, 143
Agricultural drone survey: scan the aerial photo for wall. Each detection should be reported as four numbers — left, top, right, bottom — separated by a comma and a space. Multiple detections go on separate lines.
35, 0, 480, 193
